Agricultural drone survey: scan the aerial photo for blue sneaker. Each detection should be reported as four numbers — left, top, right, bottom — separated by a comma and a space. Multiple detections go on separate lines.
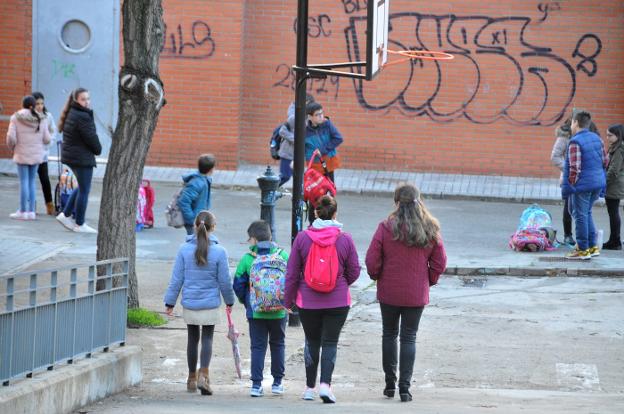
302, 387, 316, 401
272, 383, 284, 395
250, 385, 264, 397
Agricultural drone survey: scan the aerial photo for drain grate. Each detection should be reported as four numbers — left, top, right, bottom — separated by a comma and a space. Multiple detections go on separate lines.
461, 277, 487, 288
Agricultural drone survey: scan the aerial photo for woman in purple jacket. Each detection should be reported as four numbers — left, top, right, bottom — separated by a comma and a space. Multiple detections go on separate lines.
284, 195, 361, 404
365, 184, 447, 402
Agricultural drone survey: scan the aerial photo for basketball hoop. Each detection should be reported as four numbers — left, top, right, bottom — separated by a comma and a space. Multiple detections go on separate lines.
384, 49, 455, 67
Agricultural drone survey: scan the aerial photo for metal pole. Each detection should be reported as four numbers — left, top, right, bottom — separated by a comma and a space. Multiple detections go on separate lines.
289, 0, 310, 328
291, 0, 309, 245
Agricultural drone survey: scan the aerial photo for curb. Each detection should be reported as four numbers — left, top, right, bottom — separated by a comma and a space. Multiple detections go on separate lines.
446, 266, 624, 278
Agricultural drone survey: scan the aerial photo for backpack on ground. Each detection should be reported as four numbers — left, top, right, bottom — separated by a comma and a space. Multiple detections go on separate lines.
136, 179, 155, 230
249, 250, 287, 312
304, 232, 340, 293
54, 168, 77, 214
509, 204, 557, 252
164, 185, 185, 228
270, 123, 285, 160
304, 149, 337, 208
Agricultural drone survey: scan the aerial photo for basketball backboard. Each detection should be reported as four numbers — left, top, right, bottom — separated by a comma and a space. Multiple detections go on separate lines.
367, 0, 390, 80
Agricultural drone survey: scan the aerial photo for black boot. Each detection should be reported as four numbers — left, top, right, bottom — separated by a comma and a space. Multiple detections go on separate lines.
399, 387, 412, 402
602, 240, 622, 250
383, 381, 395, 398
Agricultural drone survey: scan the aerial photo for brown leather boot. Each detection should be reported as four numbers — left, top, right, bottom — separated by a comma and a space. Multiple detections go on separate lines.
187, 371, 197, 392
197, 367, 212, 395
46, 202, 55, 215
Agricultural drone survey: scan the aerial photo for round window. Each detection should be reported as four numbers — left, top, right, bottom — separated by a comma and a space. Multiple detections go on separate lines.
59, 20, 91, 53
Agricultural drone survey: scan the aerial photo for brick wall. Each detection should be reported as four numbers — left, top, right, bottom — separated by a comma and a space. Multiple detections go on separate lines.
238, 0, 624, 177
2, 0, 624, 177
0, 0, 32, 159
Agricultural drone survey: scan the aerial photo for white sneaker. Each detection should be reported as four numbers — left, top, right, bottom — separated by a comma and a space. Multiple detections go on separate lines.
301, 387, 316, 401
56, 213, 75, 230
73, 223, 97, 234
25, 212, 36, 220
9, 210, 27, 220
319, 383, 336, 404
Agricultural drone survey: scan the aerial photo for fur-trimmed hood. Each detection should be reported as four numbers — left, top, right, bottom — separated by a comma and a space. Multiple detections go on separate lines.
556, 124, 571, 139
14, 109, 41, 128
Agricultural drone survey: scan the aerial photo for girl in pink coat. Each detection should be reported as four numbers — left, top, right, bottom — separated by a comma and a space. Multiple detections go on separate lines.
365, 184, 447, 402
6, 96, 51, 220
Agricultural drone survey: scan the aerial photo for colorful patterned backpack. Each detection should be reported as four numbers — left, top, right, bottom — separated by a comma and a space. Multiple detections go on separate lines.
249, 250, 287, 313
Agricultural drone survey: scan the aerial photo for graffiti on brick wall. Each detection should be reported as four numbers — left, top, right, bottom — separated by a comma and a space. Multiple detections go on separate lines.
293, 14, 332, 38
344, 12, 602, 126
273, 63, 341, 99
161, 20, 215, 59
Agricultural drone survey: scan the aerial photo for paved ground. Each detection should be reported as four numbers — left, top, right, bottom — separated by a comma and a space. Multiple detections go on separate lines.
1, 174, 623, 413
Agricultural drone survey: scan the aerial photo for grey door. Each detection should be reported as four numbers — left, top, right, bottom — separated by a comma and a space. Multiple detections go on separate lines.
32, 0, 120, 159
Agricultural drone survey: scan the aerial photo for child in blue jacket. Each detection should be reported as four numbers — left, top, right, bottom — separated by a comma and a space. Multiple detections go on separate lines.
178, 154, 215, 235
164, 210, 235, 395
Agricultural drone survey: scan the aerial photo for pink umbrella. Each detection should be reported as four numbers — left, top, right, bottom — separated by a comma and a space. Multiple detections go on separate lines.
225, 306, 242, 379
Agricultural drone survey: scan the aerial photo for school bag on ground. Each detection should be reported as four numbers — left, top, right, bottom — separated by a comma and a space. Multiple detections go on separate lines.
304, 149, 337, 208
269, 123, 285, 160
509, 204, 557, 252
249, 250, 287, 312
136, 179, 155, 229
54, 168, 77, 214
164, 185, 185, 228
304, 232, 340, 293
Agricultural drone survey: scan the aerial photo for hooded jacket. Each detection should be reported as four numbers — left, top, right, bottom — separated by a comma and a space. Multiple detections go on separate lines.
284, 222, 361, 309
606, 136, 624, 199
551, 125, 571, 185
278, 115, 295, 160
164, 233, 236, 310
6, 109, 52, 165
61, 103, 102, 168
365, 219, 447, 307
305, 118, 343, 171
177, 172, 212, 225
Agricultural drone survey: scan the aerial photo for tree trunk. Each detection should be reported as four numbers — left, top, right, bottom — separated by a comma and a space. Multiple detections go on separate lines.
96, 0, 165, 309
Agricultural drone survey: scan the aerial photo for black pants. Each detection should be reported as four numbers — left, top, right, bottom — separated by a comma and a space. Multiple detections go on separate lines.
563, 196, 573, 237
380, 303, 424, 391
298, 306, 349, 388
184, 224, 194, 235
605, 198, 621, 244
187, 324, 215, 372
37, 162, 53, 204
307, 171, 335, 225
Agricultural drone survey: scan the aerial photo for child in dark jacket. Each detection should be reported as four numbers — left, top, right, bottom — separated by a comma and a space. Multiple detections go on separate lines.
233, 220, 289, 397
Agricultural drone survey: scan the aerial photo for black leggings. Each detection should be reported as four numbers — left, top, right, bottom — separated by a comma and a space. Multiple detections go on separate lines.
187, 325, 214, 372
37, 162, 53, 204
299, 306, 349, 387
605, 198, 621, 244
563, 196, 573, 237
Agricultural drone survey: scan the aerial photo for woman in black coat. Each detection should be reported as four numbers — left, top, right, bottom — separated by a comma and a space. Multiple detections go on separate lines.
55, 88, 102, 234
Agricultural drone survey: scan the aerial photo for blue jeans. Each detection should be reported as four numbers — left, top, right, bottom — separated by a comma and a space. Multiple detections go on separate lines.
279, 158, 292, 186
248, 317, 286, 386
570, 189, 601, 250
63, 166, 93, 226
17, 164, 39, 212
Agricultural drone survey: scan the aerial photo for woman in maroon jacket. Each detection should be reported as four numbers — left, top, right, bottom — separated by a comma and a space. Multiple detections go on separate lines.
365, 184, 447, 402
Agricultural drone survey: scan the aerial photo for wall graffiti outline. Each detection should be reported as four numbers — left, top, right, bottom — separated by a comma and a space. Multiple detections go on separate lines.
344, 12, 601, 126
161, 20, 215, 60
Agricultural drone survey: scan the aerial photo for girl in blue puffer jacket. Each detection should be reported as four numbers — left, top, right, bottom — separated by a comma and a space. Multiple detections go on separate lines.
164, 210, 236, 395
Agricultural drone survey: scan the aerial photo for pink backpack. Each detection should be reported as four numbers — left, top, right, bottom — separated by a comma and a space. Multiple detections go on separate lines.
304, 232, 340, 293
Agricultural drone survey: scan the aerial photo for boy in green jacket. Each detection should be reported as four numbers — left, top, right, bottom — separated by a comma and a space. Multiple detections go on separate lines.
233, 220, 289, 397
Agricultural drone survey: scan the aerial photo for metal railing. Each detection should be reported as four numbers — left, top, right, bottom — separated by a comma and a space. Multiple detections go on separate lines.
0, 259, 129, 386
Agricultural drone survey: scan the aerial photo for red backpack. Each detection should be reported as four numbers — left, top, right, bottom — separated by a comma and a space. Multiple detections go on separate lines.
304, 149, 337, 208
303, 231, 340, 293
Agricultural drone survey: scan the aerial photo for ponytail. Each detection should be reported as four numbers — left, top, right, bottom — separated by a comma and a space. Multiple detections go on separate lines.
57, 87, 88, 132
22, 95, 41, 132
194, 210, 216, 266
